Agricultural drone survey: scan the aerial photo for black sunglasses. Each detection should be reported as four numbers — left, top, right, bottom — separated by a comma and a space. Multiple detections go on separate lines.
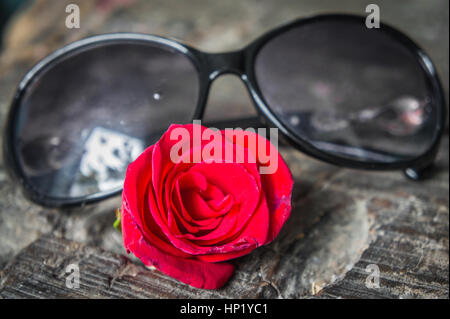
3, 14, 446, 208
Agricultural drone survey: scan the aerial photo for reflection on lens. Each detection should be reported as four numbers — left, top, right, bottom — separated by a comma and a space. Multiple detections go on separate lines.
255, 19, 438, 162
309, 95, 430, 137
74, 127, 144, 196
13, 40, 199, 199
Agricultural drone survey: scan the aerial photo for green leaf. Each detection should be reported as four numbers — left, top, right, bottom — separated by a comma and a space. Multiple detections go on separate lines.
113, 208, 122, 232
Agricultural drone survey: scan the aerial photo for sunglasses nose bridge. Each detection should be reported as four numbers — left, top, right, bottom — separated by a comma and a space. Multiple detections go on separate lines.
205, 50, 245, 81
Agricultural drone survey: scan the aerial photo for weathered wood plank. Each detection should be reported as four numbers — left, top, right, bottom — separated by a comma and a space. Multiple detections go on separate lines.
318, 174, 449, 298
0, 234, 228, 298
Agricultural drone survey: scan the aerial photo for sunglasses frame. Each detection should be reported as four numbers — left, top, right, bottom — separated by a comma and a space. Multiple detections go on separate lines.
3, 14, 447, 208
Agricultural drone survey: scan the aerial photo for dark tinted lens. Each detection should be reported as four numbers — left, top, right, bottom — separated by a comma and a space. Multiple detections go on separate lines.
12, 39, 199, 199
255, 18, 438, 163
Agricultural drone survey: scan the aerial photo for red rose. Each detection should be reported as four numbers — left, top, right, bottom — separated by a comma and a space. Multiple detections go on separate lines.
121, 123, 293, 289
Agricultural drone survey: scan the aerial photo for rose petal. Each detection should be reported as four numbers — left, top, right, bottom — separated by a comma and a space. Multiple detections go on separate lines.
122, 199, 234, 289
122, 145, 190, 258
223, 129, 293, 243
182, 190, 233, 220
191, 193, 270, 261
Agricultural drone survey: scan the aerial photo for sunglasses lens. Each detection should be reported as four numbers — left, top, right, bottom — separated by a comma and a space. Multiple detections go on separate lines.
11, 40, 199, 200
255, 18, 439, 163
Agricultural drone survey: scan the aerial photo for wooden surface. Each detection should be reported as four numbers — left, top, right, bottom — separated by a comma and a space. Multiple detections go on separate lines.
1, 134, 448, 298
0, 0, 448, 299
